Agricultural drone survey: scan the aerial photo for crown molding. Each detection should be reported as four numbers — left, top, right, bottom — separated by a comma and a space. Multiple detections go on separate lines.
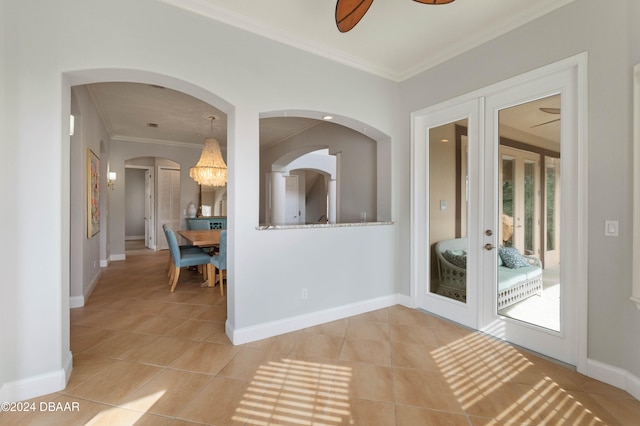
162, 0, 576, 83
160, 0, 400, 81
111, 135, 209, 150
86, 85, 116, 137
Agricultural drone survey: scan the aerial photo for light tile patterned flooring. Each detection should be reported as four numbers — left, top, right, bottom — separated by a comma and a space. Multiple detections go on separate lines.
3, 249, 640, 425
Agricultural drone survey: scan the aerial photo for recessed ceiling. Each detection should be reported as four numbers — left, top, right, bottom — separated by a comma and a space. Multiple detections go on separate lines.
161, 0, 575, 81
86, 82, 227, 146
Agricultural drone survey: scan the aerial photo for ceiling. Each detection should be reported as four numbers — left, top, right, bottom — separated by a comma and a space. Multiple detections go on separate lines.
161, 0, 574, 81
85, 1, 569, 151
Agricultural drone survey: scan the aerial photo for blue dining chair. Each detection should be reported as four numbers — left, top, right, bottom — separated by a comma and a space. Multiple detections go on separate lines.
162, 224, 202, 273
165, 227, 211, 292
209, 230, 227, 295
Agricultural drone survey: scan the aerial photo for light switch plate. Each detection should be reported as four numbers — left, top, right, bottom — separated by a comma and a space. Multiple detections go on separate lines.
604, 220, 619, 237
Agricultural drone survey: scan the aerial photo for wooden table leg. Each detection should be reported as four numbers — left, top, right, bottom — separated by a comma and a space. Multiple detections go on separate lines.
207, 264, 215, 287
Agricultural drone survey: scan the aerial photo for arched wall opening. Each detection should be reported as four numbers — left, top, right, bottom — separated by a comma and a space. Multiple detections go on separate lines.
62, 68, 236, 381
259, 110, 391, 226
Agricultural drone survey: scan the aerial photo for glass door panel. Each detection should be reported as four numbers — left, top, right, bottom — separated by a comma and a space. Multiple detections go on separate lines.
429, 121, 468, 303
496, 95, 561, 332
415, 97, 480, 329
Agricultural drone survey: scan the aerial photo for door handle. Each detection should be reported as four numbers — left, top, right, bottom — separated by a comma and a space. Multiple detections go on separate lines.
484, 243, 496, 251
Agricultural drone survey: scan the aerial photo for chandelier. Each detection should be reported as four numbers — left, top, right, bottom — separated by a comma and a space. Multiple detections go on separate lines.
189, 117, 227, 187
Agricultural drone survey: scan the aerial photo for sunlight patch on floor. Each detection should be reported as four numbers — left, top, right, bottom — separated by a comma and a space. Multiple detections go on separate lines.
432, 332, 609, 425
87, 391, 165, 424
234, 358, 352, 426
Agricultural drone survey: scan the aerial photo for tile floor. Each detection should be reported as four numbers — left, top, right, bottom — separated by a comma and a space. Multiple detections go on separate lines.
3, 248, 640, 425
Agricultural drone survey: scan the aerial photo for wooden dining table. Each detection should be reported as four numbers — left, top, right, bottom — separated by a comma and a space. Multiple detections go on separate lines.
177, 229, 221, 247
177, 229, 221, 287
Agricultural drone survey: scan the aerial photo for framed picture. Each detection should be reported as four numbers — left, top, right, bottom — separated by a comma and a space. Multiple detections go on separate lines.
87, 149, 100, 238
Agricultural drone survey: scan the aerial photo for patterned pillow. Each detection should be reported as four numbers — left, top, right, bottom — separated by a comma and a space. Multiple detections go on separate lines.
442, 249, 467, 269
498, 246, 530, 269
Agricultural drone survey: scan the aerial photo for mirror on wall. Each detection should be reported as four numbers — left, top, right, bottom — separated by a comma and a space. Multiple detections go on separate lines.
200, 185, 227, 217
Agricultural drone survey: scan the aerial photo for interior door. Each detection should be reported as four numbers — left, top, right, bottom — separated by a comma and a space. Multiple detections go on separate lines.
157, 167, 181, 250
481, 69, 577, 365
415, 98, 481, 329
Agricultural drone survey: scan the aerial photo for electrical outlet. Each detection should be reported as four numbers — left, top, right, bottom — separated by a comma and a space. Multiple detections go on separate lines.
301, 288, 308, 299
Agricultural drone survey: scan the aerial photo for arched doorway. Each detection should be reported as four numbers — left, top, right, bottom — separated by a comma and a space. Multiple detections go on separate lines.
63, 69, 235, 375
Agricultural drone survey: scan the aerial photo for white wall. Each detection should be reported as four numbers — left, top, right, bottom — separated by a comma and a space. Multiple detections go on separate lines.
68, 86, 110, 307
0, 0, 399, 401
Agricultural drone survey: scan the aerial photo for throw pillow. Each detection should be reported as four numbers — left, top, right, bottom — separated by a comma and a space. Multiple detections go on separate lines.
498, 246, 530, 269
443, 250, 467, 269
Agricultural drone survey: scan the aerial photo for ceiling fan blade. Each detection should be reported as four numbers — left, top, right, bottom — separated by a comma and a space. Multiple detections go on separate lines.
413, 0, 456, 4
336, 0, 374, 33
531, 118, 560, 128
539, 107, 560, 114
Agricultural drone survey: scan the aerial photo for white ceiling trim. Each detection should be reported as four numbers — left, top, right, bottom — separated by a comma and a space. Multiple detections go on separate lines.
161, 0, 576, 82
86, 85, 116, 137
261, 121, 322, 149
402, 0, 577, 80
111, 135, 206, 150
160, 0, 413, 81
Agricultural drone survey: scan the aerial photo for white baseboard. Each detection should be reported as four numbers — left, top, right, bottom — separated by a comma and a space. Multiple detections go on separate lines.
101, 253, 125, 266
69, 295, 84, 309
586, 358, 640, 400
125, 235, 144, 240
70, 270, 101, 308
228, 294, 402, 345
0, 350, 72, 403
63, 350, 73, 385
395, 293, 414, 308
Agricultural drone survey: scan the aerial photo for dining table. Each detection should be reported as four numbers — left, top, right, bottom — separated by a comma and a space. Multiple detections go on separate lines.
177, 229, 221, 287
177, 229, 221, 247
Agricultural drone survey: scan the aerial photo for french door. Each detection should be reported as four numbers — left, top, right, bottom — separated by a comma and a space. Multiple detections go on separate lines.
412, 57, 586, 366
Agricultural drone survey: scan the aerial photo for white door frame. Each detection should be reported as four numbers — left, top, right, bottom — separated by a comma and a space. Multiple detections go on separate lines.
410, 53, 588, 372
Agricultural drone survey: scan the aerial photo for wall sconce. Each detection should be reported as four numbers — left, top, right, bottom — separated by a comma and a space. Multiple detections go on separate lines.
107, 171, 116, 190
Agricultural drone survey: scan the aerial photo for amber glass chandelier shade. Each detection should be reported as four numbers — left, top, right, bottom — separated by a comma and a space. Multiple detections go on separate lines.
189, 138, 227, 187
335, 0, 374, 32
413, 0, 455, 4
